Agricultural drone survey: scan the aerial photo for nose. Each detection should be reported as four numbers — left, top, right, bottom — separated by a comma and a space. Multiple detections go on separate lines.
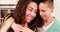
40, 12, 43, 16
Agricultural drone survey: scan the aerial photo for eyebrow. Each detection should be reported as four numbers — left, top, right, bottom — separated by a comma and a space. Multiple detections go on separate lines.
29, 6, 37, 11
29, 7, 33, 9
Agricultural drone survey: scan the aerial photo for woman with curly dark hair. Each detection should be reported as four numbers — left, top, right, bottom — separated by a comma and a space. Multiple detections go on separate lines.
1, 0, 44, 32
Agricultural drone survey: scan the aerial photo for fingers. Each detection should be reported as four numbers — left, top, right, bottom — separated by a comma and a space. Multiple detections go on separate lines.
11, 23, 23, 32
11, 23, 33, 32
14, 27, 23, 32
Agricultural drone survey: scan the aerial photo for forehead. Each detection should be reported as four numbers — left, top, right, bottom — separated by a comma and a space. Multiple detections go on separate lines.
27, 2, 37, 8
39, 3, 49, 10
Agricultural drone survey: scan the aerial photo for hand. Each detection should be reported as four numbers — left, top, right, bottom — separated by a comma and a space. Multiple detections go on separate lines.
11, 23, 23, 32
23, 27, 33, 32
11, 23, 33, 32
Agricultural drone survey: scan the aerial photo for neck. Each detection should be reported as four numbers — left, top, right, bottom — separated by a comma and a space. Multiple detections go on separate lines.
22, 23, 28, 28
44, 17, 54, 26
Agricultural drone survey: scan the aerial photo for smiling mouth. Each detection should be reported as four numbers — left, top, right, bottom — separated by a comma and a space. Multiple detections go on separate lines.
28, 16, 34, 20
26, 14, 34, 20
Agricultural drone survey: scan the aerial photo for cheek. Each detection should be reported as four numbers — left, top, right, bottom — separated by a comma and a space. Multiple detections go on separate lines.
26, 12, 29, 15
32, 13, 36, 18
39, 12, 43, 16
26, 10, 30, 15
47, 9, 52, 16
48, 13, 51, 17
34, 14, 36, 17
46, 12, 51, 18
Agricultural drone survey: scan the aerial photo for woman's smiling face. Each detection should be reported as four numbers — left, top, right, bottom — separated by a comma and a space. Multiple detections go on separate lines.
25, 2, 37, 23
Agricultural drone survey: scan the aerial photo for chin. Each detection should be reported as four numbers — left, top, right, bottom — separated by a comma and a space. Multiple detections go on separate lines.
44, 18, 48, 21
43, 18, 47, 20
26, 20, 31, 23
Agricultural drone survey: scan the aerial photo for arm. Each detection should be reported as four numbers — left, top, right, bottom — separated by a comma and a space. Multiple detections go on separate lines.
1, 17, 14, 32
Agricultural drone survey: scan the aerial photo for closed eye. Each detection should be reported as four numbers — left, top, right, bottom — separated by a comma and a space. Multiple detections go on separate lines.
41, 10, 45, 12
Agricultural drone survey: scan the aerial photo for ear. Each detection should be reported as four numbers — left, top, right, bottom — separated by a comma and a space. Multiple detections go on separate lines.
51, 6, 54, 12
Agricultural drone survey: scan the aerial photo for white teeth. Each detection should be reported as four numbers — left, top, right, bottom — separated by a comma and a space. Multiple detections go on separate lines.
28, 16, 33, 20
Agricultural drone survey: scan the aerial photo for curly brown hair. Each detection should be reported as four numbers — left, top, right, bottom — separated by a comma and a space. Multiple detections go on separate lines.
13, 0, 41, 27
13, 0, 30, 24
13, 0, 44, 30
